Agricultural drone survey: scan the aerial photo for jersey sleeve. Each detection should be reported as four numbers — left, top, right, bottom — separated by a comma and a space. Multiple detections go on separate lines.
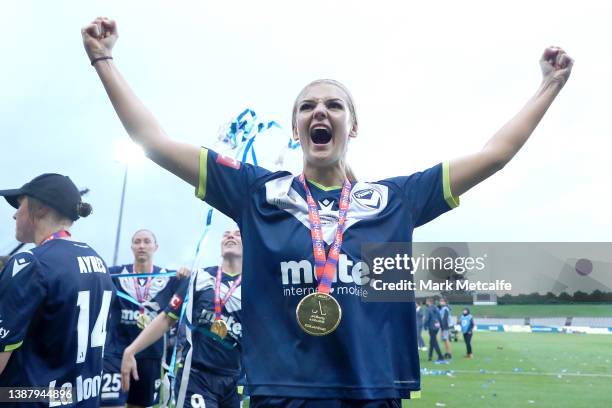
386, 161, 460, 227
164, 279, 190, 321
0, 252, 47, 352
195, 147, 272, 220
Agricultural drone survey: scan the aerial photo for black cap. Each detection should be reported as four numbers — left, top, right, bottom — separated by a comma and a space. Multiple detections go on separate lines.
0, 173, 82, 221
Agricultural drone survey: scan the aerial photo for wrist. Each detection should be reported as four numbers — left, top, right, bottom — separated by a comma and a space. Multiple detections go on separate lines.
124, 345, 136, 357
91, 55, 113, 66
536, 78, 563, 100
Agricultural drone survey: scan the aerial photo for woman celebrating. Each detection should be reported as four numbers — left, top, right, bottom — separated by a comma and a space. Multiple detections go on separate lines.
0, 173, 114, 407
82, 17, 572, 407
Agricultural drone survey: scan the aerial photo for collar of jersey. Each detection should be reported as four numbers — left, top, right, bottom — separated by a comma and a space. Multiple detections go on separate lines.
307, 179, 342, 191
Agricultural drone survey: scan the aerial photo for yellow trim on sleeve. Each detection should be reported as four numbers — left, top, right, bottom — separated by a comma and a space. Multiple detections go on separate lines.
442, 161, 460, 209
237, 385, 244, 395
4, 340, 23, 352
196, 148, 209, 200
167, 312, 179, 321
410, 390, 422, 399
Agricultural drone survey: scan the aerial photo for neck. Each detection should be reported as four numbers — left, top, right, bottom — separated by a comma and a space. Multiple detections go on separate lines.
221, 255, 242, 276
303, 162, 347, 188
34, 219, 71, 246
133, 260, 153, 273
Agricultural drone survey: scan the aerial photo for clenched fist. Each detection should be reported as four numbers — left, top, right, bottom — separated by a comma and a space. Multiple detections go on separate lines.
81, 17, 118, 63
540, 46, 573, 88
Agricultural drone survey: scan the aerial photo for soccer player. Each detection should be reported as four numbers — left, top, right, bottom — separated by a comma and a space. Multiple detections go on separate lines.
0, 173, 114, 407
101, 229, 189, 408
82, 17, 573, 406
121, 229, 243, 408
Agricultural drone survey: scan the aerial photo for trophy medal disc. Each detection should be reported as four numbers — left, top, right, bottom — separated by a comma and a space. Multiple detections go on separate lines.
211, 319, 229, 339
296, 292, 342, 336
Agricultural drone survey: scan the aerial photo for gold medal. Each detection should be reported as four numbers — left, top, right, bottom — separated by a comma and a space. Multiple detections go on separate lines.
210, 319, 229, 339
296, 292, 342, 336
136, 312, 151, 330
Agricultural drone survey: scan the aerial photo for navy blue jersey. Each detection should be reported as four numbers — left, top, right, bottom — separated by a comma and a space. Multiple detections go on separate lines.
196, 148, 459, 399
166, 266, 242, 378
105, 265, 183, 359
0, 239, 115, 406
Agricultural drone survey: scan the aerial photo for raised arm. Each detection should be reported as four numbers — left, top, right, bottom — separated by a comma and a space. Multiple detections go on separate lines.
449, 47, 573, 196
81, 17, 200, 187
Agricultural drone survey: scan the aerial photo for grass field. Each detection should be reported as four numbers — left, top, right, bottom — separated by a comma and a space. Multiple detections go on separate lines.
453, 304, 612, 318
240, 331, 612, 407
408, 331, 612, 407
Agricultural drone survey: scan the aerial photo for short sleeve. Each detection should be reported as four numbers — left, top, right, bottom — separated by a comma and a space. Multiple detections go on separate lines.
195, 148, 272, 220
386, 161, 460, 227
164, 279, 190, 321
0, 252, 47, 352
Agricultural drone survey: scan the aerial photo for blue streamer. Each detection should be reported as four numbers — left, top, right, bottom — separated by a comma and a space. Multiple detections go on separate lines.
110, 271, 177, 279
167, 108, 282, 399
116, 290, 142, 307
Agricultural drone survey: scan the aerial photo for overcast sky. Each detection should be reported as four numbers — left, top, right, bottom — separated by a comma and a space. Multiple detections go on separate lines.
1, 0, 610, 269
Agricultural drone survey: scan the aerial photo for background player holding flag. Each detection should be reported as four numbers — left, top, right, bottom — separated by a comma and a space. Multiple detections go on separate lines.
101, 229, 190, 408
120, 229, 243, 408
82, 16, 573, 407
0, 173, 114, 407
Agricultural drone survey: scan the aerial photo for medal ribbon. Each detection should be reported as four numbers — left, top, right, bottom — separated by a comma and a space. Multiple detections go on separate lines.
39, 230, 71, 246
132, 265, 153, 313
214, 265, 242, 321
298, 175, 351, 294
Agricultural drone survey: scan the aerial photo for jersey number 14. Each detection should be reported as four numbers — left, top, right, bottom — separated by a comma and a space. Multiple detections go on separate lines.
76, 290, 113, 364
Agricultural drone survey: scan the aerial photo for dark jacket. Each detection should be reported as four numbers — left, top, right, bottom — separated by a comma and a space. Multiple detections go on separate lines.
439, 305, 451, 330
424, 304, 441, 331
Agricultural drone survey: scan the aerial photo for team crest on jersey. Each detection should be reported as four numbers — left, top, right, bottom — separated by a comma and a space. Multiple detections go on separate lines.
352, 188, 382, 209
216, 154, 241, 169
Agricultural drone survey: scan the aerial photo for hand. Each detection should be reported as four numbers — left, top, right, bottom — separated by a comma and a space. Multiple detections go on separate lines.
176, 266, 192, 279
121, 348, 139, 392
81, 17, 118, 62
540, 46, 574, 88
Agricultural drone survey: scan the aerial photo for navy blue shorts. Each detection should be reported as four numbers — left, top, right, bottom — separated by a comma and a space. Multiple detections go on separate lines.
100, 355, 161, 407
175, 366, 240, 408
249, 397, 402, 408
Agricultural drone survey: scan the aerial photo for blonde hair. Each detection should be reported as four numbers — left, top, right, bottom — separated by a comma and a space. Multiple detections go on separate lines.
292, 79, 358, 182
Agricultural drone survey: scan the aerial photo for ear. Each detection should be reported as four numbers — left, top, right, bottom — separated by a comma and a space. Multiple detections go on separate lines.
34, 204, 50, 219
349, 124, 358, 139
292, 127, 300, 142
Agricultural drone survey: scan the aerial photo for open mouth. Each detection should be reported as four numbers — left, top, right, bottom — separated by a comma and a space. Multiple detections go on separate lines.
310, 127, 332, 145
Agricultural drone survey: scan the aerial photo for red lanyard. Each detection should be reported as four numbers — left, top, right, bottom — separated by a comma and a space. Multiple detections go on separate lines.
214, 265, 242, 320
132, 265, 153, 312
39, 230, 71, 246
298, 175, 352, 294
